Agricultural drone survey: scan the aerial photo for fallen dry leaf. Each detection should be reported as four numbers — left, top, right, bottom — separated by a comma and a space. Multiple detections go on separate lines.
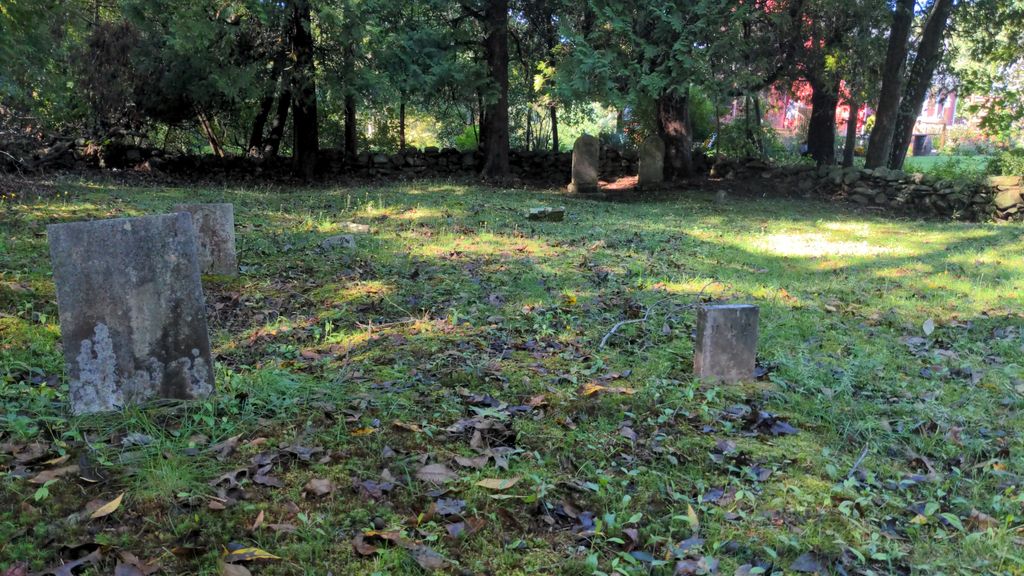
29, 464, 80, 484
475, 477, 520, 490
416, 463, 457, 484
89, 492, 124, 519
454, 455, 489, 469
580, 382, 635, 396
218, 561, 252, 576
222, 546, 280, 563
303, 478, 335, 498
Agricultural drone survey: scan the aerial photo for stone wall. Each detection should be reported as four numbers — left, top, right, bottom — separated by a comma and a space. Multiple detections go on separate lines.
337, 146, 638, 183
778, 164, 1023, 222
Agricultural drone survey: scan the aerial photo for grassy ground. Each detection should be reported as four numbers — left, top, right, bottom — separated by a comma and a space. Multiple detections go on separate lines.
1, 178, 1023, 575
901, 155, 991, 179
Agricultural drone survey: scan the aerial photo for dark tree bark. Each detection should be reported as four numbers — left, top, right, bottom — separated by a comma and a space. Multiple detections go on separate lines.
480, 0, 510, 179
399, 99, 406, 151
889, 0, 954, 170
865, 0, 915, 168
806, 77, 839, 166
248, 54, 286, 157
344, 94, 357, 162
525, 107, 532, 151
248, 94, 275, 156
843, 98, 859, 168
549, 104, 558, 152
263, 87, 291, 158
656, 89, 693, 179
290, 0, 318, 181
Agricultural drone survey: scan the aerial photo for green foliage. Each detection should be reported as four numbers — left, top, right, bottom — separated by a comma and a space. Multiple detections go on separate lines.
712, 120, 782, 160
913, 156, 989, 185
987, 148, 1024, 176
452, 125, 479, 151
939, 125, 1004, 156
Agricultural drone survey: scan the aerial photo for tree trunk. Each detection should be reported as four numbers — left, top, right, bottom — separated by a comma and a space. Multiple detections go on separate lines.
843, 98, 859, 168
549, 104, 558, 152
399, 100, 406, 151
197, 110, 224, 157
656, 88, 693, 179
290, 0, 318, 181
864, 0, 915, 168
806, 77, 839, 166
264, 88, 291, 158
248, 54, 285, 157
480, 0, 510, 179
752, 94, 765, 159
248, 94, 275, 157
525, 107, 532, 152
889, 0, 954, 170
344, 94, 357, 162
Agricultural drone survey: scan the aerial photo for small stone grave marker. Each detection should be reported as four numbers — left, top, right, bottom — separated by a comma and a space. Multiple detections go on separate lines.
48, 213, 215, 414
694, 304, 759, 383
568, 134, 599, 193
527, 207, 566, 222
173, 203, 237, 276
637, 135, 665, 188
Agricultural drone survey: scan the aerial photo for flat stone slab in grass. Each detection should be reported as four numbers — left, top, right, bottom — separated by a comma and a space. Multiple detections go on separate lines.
48, 213, 215, 414
568, 134, 599, 193
527, 207, 566, 222
320, 234, 356, 250
638, 135, 665, 188
340, 221, 371, 234
173, 203, 238, 276
694, 304, 759, 383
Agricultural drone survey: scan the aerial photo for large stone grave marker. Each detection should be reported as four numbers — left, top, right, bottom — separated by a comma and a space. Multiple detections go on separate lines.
638, 135, 665, 188
694, 304, 759, 383
173, 203, 238, 276
568, 134, 599, 193
48, 213, 215, 414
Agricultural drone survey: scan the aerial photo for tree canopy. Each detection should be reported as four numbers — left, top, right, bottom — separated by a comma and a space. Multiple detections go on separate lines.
1, 0, 1022, 178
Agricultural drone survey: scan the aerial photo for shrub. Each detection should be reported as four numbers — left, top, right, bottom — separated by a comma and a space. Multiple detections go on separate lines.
987, 148, 1024, 176
939, 125, 1003, 156
926, 157, 988, 185
710, 120, 787, 161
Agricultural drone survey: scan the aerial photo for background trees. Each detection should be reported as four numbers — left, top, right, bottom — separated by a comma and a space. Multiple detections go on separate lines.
1, 0, 1021, 177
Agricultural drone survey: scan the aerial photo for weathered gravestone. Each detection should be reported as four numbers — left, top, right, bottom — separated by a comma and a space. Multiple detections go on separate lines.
568, 134, 600, 193
48, 213, 215, 414
694, 304, 759, 383
173, 203, 238, 276
637, 136, 665, 188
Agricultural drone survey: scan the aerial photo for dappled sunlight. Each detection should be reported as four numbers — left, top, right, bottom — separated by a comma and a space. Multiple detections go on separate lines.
389, 206, 448, 221
311, 280, 396, 307
753, 232, 906, 258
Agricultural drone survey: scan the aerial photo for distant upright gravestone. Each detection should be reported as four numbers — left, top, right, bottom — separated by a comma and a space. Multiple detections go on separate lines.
568, 134, 600, 193
48, 213, 215, 414
694, 304, 759, 383
173, 203, 238, 276
638, 136, 665, 188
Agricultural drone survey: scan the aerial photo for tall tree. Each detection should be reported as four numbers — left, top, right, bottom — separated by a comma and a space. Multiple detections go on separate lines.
889, 0, 955, 169
291, 0, 319, 180
864, 0, 915, 168
480, 0, 511, 178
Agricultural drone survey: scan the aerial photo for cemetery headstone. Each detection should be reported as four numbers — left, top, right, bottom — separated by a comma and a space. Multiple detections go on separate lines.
48, 213, 215, 414
568, 134, 600, 193
637, 135, 665, 188
173, 203, 238, 276
693, 304, 759, 383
